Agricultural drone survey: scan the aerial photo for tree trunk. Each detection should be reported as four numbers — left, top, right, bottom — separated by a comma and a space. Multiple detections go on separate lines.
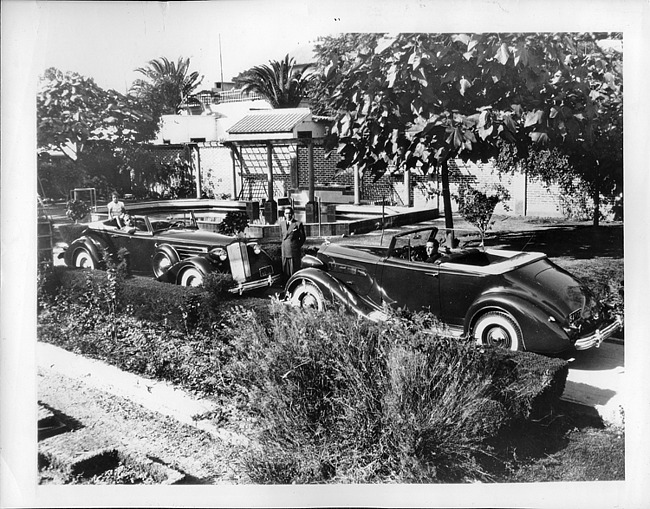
441, 158, 455, 246
593, 159, 600, 227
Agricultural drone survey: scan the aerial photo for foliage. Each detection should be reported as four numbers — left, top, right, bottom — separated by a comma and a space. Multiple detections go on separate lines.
47, 268, 236, 333
556, 258, 624, 317
37, 68, 157, 161
225, 303, 568, 483
234, 54, 313, 108
131, 56, 203, 117
309, 33, 623, 228
202, 272, 236, 306
218, 211, 250, 235
65, 199, 91, 222
37, 153, 84, 199
37, 67, 159, 196
151, 156, 196, 199
455, 182, 510, 245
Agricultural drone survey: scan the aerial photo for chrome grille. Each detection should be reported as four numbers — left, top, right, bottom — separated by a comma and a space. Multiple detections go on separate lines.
174, 245, 208, 260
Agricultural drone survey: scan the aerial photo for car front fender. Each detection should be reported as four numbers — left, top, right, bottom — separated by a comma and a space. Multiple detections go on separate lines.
466, 293, 572, 354
286, 268, 384, 320
159, 255, 217, 284
64, 235, 108, 268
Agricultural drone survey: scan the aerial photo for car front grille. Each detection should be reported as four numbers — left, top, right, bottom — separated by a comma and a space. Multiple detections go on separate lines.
175, 245, 208, 260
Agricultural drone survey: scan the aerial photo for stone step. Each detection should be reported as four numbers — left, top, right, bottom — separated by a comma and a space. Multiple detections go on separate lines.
39, 427, 119, 479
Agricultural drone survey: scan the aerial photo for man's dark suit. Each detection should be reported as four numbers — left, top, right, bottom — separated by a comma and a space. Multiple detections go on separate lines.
280, 217, 306, 279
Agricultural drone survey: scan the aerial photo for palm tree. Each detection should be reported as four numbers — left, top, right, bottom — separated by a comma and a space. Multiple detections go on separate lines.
234, 55, 312, 108
131, 57, 203, 115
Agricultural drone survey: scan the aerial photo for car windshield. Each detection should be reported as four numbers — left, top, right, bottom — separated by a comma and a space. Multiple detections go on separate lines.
391, 230, 435, 254
147, 211, 198, 232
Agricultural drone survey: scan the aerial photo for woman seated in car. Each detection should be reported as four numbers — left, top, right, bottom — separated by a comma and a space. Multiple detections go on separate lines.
120, 214, 137, 234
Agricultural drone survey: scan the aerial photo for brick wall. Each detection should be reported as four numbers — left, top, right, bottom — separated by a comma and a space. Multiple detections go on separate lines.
296, 145, 353, 187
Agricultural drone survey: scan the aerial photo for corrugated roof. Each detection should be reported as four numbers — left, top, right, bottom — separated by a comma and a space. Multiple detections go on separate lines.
227, 110, 310, 134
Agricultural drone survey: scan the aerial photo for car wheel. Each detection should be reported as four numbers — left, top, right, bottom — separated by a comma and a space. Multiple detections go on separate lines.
472, 311, 522, 351
73, 248, 96, 270
290, 282, 325, 311
179, 267, 204, 287
152, 251, 177, 278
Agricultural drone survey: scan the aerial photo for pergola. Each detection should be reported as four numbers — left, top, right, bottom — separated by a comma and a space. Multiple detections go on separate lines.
224, 108, 329, 222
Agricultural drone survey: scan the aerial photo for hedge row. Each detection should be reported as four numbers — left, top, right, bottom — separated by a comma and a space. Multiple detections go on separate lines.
39, 266, 237, 332
37, 265, 569, 483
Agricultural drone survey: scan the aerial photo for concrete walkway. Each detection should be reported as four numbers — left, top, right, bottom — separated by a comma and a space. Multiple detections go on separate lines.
37, 342, 249, 445
561, 340, 625, 427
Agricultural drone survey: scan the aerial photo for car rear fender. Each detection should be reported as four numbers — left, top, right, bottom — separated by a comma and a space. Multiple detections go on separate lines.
160, 255, 215, 284
466, 293, 571, 354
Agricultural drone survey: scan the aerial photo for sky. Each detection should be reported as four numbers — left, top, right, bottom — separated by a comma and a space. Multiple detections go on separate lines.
30, 1, 336, 93
16, 0, 644, 94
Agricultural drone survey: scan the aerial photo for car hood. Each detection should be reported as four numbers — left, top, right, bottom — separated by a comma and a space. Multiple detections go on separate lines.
156, 229, 236, 246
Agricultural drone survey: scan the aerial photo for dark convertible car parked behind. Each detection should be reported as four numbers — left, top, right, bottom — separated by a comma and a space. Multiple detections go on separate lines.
284, 226, 622, 355
64, 211, 281, 292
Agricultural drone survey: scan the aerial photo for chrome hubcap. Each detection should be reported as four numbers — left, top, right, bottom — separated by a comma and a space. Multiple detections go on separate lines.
485, 326, 511, 348
301, 293, 319, 309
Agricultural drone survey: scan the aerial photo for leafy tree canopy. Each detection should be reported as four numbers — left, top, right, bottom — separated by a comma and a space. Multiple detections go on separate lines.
234, 54, 313, 108
37, 67, 158, 161
310, 33, 622, 226
131, 56, 204, 116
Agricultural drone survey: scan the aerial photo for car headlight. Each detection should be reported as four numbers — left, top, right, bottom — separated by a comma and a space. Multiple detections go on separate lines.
210, 247, 228, 261
249, 242, 262, 255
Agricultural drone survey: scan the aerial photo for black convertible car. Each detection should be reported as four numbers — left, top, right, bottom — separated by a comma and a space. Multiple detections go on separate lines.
64, 211, 281, 292
284, 226, 622, 354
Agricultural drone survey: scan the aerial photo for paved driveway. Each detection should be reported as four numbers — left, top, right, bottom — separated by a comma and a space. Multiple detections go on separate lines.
562, 340, 625, 427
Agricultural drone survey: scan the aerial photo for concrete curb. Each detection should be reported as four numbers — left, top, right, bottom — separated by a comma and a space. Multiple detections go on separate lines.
37, 342, 250, 446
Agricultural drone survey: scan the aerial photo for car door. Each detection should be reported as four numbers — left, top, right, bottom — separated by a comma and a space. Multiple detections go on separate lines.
108, 220, 158, 274
377, 257, 441, 315
437, 263, 491, 327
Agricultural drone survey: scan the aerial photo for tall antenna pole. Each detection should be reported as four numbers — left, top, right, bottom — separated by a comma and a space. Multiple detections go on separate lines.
219, 34, 224, 85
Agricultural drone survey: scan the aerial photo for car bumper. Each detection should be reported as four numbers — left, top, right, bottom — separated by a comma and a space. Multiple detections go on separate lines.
573, 315, 623, 350
229, 273, 282, 294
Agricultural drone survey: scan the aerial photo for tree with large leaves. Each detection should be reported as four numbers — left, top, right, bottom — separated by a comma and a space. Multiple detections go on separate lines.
37, 67, 159, 196
131, 57, 204, 116
310, 33, 622, 229
233, 54, 313, 108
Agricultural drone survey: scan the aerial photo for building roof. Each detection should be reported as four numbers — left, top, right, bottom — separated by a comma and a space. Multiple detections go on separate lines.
227, 109, 311, 134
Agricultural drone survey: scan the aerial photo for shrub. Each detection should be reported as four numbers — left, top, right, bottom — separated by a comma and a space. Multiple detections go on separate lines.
65, 199, 91, 222
224, 302, 569, 484
53, 269, 219, 332
203, 272, 236, 300
218, 211, 249, 235
455, 182, 510, 246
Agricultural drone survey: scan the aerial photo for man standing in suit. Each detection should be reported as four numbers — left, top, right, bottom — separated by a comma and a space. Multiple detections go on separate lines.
280, 206, 306, 281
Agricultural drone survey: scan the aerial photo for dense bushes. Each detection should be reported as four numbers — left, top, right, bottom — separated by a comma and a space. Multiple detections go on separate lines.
224, 303, 568, 483
39, 267, 234, 332
38, 265, 569, 483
